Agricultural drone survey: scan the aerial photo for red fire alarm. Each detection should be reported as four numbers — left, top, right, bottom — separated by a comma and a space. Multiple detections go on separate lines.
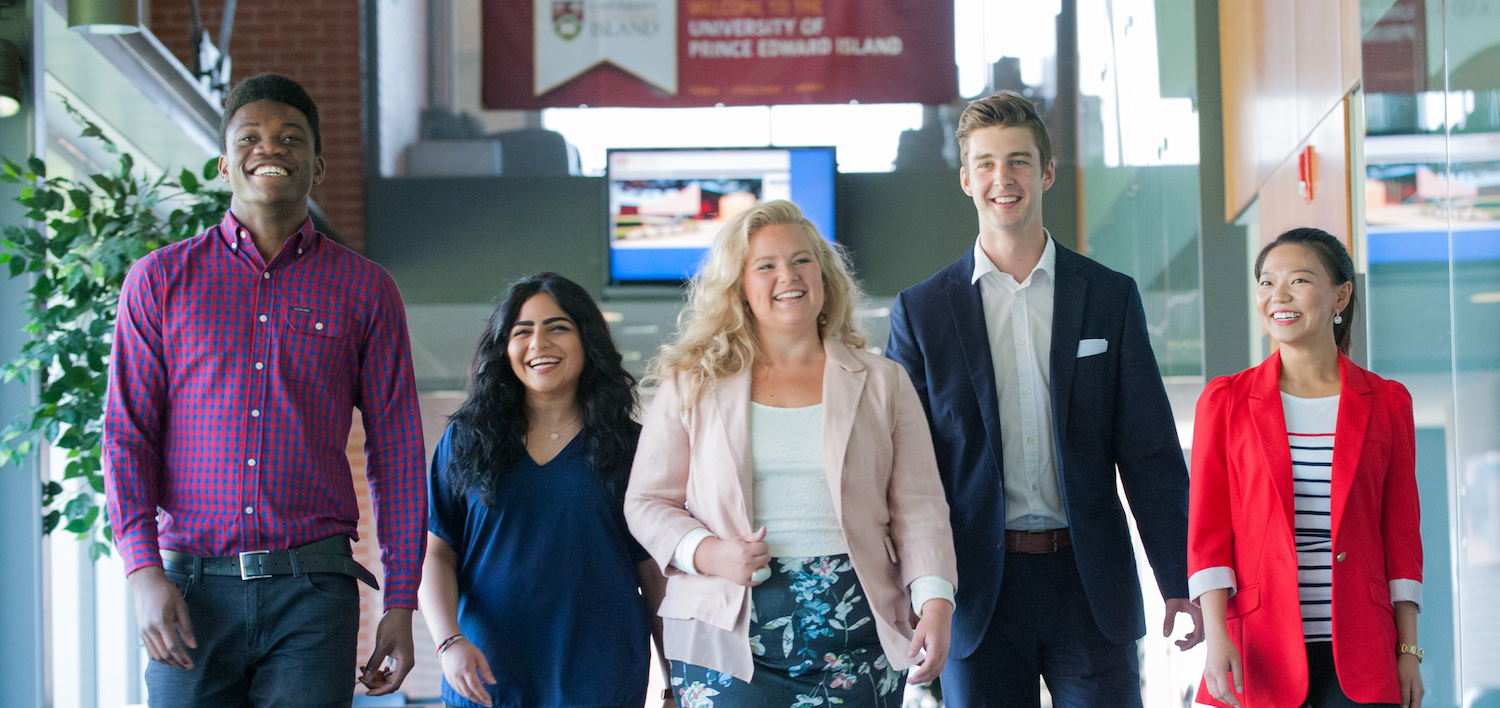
1297, 145, 1315, 203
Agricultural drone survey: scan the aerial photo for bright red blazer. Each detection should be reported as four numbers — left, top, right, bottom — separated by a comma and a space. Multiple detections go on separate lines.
1188, 351, 1421, 708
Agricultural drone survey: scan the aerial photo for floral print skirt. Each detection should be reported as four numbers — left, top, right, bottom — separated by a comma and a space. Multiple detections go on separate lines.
670, 554, 905, 708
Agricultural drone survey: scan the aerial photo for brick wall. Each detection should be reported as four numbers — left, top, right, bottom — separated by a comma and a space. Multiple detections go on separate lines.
347, 409, 443, 700
148, 0, 368, 253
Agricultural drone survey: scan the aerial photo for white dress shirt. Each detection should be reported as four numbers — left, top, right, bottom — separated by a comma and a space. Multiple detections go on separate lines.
971, 234, 1068, 531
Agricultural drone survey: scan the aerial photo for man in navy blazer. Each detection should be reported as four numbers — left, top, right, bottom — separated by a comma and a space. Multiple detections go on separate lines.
885, 91, 1203, 707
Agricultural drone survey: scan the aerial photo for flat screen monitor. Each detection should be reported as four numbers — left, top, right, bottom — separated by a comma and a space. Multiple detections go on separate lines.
607, 147, 836, 284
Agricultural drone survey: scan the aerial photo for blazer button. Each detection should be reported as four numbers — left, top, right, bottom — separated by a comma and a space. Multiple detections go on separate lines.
1335, 552, 1347, 562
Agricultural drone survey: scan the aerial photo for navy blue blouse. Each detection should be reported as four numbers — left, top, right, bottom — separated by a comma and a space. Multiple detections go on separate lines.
428, 424, 652, 708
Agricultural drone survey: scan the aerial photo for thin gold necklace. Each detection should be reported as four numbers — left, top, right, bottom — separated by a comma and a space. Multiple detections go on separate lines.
534, 416, 580, 441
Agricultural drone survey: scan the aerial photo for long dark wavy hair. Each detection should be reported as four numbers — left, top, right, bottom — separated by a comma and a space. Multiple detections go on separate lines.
1254, 227, 1359, 355
445, 273, 640, 504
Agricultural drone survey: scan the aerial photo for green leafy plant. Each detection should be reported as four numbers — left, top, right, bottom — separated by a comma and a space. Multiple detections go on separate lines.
0, 97, 229, 561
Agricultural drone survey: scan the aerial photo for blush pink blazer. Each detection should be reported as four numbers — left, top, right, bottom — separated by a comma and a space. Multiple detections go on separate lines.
625, 337, 958, 681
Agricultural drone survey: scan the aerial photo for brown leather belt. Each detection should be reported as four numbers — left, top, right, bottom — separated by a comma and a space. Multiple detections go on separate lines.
161, 535, 379, 589
1003, 528, 1072, 553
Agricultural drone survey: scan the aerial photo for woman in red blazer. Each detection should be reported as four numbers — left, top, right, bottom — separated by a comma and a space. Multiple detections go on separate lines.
1188, 228, 1423, 708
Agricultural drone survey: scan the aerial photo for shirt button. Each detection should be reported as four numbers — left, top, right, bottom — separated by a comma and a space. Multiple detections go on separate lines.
1336, 552, 1347, 562
245, 506, 254, 515
297, 248, 303, 255
315, 322, 324, 331
258, 315, 267, 323
1019, 338, 1027, 345
263, 272, 271, 280
255, 362, 264, 370
1032, 484, 1038, 491
247, 458, 256, 467
1023, 387, 1031, 395
251, 409, 260, 417
1027, 436, 1036, 444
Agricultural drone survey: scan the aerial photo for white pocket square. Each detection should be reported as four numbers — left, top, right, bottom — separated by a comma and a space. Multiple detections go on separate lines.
1077, 338, 1108, 358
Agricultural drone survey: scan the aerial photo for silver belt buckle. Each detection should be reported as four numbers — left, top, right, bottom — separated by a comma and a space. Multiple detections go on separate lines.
239, 550, 272, 580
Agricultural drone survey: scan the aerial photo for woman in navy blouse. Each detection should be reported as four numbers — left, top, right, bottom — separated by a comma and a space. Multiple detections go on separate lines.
419, 272, 671, 708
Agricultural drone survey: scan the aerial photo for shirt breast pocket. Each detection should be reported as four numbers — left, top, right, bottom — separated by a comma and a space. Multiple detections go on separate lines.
280, 305, 350, 389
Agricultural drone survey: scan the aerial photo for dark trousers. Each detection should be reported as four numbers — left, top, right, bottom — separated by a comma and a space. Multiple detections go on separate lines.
146, 568, 361, 708
941, 547, 1142, 708
1303, 641, 1399, 708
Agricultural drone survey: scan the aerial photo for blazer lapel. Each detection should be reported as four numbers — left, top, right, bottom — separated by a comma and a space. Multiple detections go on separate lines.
945, 256, 1008, 480
1329, 355, 1373, 543
821, 339, 866, 520
1049, 243, 1087, 445
1248, 351, 1297, 537
713, 370, 755, 529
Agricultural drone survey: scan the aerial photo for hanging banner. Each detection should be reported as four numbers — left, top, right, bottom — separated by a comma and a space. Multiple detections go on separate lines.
483, 0, 956, 109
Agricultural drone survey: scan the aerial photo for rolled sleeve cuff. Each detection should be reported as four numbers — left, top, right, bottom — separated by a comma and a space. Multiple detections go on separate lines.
1390, 578, 1422, 610
909, 576, 955, 618
1187, 566, 1237, 604
116, 531, 163, 576
381, 569, 421, 611
671, 528, 715, 575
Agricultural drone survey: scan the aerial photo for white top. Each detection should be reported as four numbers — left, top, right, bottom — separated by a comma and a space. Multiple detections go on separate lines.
749, 403, 848, 557
971, 234, 1066, 530
1187, 393, 1423, 616
671, 403, 955, 616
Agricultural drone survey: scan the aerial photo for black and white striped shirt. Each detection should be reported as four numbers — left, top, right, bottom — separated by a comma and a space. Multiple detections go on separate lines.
1283, 392, 1339, 643
1186, 390, 1424, 627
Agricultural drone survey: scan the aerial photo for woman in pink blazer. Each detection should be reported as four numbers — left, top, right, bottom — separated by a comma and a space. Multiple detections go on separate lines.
625, 200, 958, 708
1189, 228, 1423, 708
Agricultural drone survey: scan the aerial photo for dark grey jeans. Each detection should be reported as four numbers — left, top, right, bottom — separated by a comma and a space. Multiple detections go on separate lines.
146, 567, 361, 708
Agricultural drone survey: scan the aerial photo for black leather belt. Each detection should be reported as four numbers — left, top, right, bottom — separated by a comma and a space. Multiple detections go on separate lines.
161, 535, 380, 590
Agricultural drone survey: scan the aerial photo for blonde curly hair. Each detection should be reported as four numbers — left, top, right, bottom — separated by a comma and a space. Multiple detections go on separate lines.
647, 199, 865, 404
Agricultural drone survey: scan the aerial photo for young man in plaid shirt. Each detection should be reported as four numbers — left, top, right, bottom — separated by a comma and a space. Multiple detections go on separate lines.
104, 73, 426, 706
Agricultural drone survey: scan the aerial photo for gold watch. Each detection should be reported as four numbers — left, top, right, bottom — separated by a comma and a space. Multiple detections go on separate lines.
1397, 643, 1424, 663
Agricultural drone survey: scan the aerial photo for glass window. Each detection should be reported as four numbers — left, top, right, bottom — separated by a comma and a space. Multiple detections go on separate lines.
1076, 0, 1204, 379
1362, 0, 1500, 702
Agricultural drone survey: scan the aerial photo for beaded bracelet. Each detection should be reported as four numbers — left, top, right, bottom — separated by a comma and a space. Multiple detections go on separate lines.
436, 633, 467, 658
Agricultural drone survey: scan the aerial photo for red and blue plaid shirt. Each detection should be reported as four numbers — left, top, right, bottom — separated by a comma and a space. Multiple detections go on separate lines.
104, 211, 426, 610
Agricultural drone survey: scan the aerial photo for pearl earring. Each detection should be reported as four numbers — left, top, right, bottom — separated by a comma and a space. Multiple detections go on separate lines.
1333, 312, 1343, 325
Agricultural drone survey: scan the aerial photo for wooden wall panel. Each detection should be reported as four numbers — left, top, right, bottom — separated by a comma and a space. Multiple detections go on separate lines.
1295, 0, 1348, 141
1256, 99, 1352, 248
1220, 0, 1362, 221
1341, 0, 1363, 91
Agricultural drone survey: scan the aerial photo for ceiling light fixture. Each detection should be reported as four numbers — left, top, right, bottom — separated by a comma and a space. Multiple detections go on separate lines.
68, 0, 141, 35
0, 40, 22, 118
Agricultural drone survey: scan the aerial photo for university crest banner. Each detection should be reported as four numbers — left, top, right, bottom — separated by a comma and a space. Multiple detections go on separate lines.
483, 0, 956, 109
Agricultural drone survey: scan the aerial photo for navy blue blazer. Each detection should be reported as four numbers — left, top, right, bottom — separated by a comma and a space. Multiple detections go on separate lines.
885, 240, 1189, 658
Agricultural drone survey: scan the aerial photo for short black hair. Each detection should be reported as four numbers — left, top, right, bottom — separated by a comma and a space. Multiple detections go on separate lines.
220, 73, 321, 155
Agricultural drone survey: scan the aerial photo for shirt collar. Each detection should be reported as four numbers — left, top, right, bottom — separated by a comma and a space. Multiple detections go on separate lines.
219, 210, 319, 256
971, 230, 1056, 286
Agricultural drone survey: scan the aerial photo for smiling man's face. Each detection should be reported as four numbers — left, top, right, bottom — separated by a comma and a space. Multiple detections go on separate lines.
960, 124, 1054, 241
218, 99, 325, 210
